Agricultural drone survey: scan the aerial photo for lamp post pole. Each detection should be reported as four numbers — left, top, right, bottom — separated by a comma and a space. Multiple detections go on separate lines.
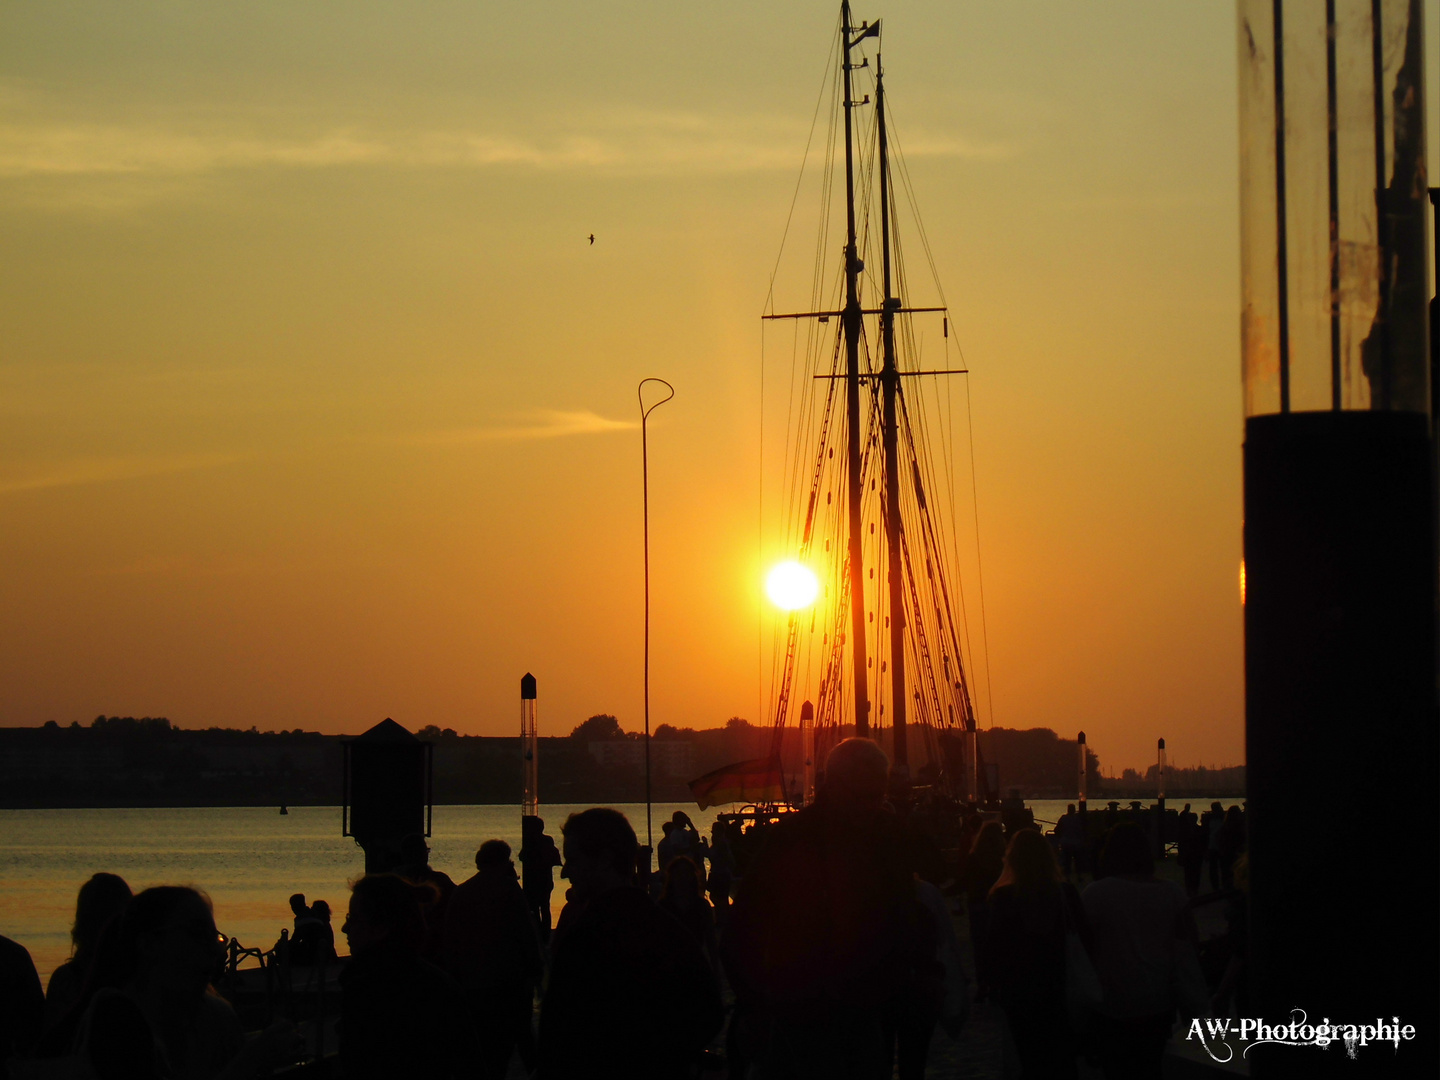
638, 377, 675, 869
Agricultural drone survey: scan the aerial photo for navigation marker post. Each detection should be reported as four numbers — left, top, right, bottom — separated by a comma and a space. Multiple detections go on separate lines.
521, 673, 538, 821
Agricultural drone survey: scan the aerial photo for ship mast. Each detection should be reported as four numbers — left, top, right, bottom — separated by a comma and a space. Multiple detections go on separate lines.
876, 55, 907, 776
840, 0, 871, 737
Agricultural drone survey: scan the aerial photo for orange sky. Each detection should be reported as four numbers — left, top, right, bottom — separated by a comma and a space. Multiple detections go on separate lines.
2, 2, 1436, 770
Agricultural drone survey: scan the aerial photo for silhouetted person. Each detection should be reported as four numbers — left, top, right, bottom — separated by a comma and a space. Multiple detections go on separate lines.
538, 808, 722, 1079
340, 874, 476, 1080
657, 812, 699, 872
44, 872, 133, 1030
961, 819, 1006, 985
725, 738, 935, 1080
442, 840, 543, 1080
704, 822, 735, 920
290, 899, 335, 967
1054, 804, 1086, 879
1202, 802, 1224, 891
656, 821, 678, 872
1083, 823, 1197, 1080
657, 856, 719, 975
288, 893, 311, 932
395, 833, 456, 959
981, 828, 1088, 1080
1211, 853, 1249, 1018
519, 816, 561, 944
55, 886, 297, 1080
1217, 805, 1246, 891
0, 934, 44, 1080
1176, 804, 1204, 897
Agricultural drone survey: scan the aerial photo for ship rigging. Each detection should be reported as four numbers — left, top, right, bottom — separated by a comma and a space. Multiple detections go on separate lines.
756, 1, 993, 805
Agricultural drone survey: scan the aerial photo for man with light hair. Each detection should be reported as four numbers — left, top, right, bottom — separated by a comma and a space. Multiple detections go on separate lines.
725, 738, 934, 1080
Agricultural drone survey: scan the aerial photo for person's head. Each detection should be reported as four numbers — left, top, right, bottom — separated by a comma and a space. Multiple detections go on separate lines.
561, 808, 638, 896
971, 820, 1006, 859
476, 839, 513, 871
1210, 802, 1223, 813
671, 811, 693, 830
310, 900, 331, 923
344, 874, 426, 957
819, 738, 889, 807
1183, 803, 1191, 813
660, 855, 703, 904
71, 872, 132, 960
288, 893, 307, 917
991, 828, 1061, 895
522, 816, 543, 839
1066, 804, 1075, 815
398, 833, 430, 869
96, 886, 225, 998
661, 821, 675, 837
1099, 823, 1154, 877
1225, 805, 1243, 822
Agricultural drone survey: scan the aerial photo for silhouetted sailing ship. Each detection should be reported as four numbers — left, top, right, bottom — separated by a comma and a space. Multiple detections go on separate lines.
691, 2, 995, 812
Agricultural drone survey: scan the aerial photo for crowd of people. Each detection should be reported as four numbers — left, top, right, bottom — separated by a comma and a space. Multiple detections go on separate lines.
0, 741, 1248, 1080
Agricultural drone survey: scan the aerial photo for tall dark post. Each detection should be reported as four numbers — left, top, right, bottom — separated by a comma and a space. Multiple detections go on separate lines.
841, 0, 871, 736
1076, 730, 1087, 810
638, 377, 674, 868
342, 718, 433, 874
1237, 4, 1436, 1072
800, 699, 816, 805
1155, 737, 1166, 857
876, 56, 906, 777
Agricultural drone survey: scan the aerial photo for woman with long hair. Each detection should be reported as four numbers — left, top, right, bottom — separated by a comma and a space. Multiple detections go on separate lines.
47, 885, 298, 1079
43, 872, 132, 1029
981, 828, 1089, 1080
960, 820, 1007, 980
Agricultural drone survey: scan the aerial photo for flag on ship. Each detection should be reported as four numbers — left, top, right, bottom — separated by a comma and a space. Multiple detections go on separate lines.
688, 757, 786, 809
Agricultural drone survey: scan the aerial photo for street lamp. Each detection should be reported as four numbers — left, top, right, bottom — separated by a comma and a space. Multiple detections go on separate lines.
638, 377, 674, 868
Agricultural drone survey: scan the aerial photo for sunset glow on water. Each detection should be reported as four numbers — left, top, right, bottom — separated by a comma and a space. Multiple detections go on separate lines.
0, 803, 726, 985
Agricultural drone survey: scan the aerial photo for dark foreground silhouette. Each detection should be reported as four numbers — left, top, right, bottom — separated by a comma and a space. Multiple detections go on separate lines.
4, 740, 1249, 1080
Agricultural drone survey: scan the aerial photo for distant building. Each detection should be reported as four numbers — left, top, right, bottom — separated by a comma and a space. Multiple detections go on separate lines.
587, 739, 695, 778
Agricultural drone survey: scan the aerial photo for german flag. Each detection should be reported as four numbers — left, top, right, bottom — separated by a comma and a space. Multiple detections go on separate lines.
688, 757, 786, 810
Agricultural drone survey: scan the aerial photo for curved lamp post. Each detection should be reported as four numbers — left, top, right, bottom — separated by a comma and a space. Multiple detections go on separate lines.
638, 377, 674, 868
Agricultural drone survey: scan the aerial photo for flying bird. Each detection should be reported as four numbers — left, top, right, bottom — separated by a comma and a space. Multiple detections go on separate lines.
588, 234, 595, 245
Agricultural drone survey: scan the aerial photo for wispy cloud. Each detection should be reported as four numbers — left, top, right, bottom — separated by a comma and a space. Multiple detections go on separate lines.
0, 451, 245, 496
0, 102, 1012, 183
405, 410, 638, 446
0, 124, 617, 178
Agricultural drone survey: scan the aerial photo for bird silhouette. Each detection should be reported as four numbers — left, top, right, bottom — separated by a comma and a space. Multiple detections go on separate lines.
588, 234, 595, 245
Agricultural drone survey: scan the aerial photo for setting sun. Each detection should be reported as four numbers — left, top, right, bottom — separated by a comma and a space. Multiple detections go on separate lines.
765, 561, 819, 611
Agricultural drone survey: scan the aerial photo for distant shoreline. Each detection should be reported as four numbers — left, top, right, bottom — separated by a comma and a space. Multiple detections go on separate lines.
0, 788, 1247, 812
0, 719, 1245, 809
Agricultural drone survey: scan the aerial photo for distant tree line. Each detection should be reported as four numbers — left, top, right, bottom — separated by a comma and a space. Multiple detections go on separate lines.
1, 715, 1243, 808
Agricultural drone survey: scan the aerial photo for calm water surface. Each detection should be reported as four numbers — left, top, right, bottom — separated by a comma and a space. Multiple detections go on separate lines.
0, 803, 723, 985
